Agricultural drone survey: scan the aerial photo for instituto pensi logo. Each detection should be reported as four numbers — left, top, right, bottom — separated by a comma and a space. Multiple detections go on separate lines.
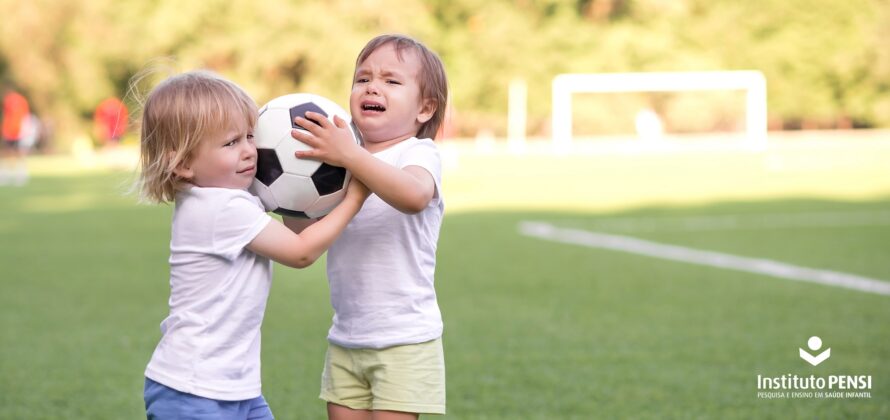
799, 336, 830, 366
756, 336, 872, 399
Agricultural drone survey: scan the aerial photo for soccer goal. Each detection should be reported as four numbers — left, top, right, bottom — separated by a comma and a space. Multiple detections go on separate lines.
551, 71, 767, 150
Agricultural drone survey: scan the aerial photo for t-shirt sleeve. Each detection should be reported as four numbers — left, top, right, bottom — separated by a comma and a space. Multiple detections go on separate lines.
212, 192, 272, 260
398, 139, 443, 200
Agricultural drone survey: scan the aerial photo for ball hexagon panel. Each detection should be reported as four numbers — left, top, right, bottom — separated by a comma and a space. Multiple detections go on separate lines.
253, 107, 289, 149
269, 173, 321, 213
273, 135, 319, 177
249, 180, 279, 212
307, 189, 347, 219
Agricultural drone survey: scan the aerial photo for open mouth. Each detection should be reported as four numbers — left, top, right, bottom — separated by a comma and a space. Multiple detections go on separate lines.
361, 102, 386, 112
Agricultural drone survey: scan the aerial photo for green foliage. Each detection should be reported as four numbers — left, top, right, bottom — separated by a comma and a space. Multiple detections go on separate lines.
0, 0, 887, 148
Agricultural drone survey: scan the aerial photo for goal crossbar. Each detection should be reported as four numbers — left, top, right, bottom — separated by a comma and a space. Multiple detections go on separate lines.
551, 71, 767, 148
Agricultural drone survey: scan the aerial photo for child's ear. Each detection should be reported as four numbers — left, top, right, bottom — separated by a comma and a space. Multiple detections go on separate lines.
416, 98, 436, 124
172, 164, 194, 180
170, 152, 194, 180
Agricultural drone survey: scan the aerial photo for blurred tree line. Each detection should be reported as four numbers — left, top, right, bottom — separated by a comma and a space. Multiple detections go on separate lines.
0, 0, 888, 150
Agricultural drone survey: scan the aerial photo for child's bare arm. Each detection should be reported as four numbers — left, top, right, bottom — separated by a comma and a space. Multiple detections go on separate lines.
292, 113, 435, 214
282, 216, 316, 234
247, 179, 369, 268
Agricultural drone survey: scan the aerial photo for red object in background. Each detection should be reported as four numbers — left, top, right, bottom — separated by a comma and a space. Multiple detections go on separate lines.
94, 97, 128, 144
2, 91, 30, 141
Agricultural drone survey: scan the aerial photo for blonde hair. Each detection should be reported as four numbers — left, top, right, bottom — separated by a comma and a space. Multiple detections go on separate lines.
355, 34, 448, 140
137, 70, 257, 203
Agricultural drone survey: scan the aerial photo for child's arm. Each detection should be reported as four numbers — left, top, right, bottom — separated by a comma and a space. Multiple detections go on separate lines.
292, 113, 435, 214
246, 179, 368, 268
281, 216, 316, 234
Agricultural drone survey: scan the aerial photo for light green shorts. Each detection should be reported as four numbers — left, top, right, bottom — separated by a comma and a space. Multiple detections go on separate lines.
320, 338, 446, 415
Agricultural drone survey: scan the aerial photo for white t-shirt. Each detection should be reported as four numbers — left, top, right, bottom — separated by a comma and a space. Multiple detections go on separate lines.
326, 137, 444, 349
145, 186, 272, 401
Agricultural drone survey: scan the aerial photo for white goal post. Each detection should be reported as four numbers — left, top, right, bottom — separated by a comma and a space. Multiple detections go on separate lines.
551, 71, 768, 149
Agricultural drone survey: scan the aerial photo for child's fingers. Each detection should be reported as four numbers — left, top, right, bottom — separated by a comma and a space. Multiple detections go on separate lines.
291, 128, 318, 146
333, 115, 348, 129
293, 117, 323, 136
295, 149, 319, 159
304, 111, 333, 129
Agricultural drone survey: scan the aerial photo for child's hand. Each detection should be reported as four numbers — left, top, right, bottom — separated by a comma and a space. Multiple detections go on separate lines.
291, 112, 361, 168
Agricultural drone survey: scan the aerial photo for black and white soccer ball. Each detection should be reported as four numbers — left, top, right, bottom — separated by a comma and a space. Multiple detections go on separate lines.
249, 93, 362, 218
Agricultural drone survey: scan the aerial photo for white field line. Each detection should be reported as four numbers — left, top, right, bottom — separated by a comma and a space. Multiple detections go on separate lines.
572, 210, 890, 233
518, 221, 890, 296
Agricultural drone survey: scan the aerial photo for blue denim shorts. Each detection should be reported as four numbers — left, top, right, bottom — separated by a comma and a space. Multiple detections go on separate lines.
144, 378, 274, 420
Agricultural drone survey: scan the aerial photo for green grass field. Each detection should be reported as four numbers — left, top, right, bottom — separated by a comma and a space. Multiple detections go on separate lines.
2, 136, 889, 419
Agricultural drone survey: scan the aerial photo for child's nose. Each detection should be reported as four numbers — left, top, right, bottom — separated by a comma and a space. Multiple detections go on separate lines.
242, 143, 257, 158
366, 80, 379, 94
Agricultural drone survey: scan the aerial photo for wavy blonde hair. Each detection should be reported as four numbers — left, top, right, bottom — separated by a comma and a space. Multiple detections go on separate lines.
136, 70, 257, 203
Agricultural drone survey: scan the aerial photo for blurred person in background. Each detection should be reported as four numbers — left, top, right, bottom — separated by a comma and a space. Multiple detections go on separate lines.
1, 88, 30, 186
94, 96, 128, 148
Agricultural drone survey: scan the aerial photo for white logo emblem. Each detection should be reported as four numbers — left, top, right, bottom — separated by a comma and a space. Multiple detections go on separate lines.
799, 336, 831, 366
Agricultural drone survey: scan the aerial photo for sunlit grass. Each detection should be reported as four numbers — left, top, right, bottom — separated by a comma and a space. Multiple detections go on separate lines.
25, 130, 890, 214
4, 131, 889, 418
441, 131, 890, 213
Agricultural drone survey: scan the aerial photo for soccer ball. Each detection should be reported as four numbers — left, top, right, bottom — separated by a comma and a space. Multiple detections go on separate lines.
249, 93, 362, 218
